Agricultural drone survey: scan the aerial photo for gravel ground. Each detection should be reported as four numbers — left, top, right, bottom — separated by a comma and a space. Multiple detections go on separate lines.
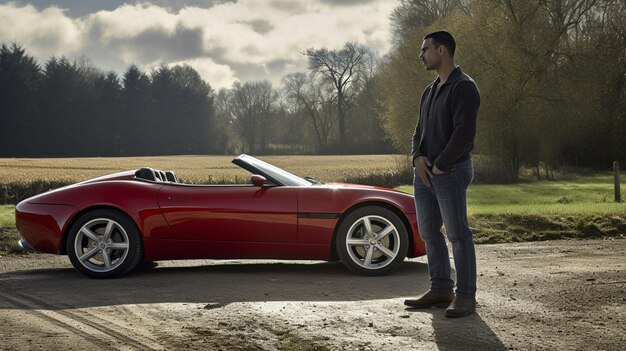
0, 238, 624, 350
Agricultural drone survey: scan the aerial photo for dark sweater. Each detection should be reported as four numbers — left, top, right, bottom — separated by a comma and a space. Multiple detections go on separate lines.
411, 66, 480, 171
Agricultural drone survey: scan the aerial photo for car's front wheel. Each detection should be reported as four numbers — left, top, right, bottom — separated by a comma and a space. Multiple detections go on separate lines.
67, 209, 143, 279
336, 206, 408, 276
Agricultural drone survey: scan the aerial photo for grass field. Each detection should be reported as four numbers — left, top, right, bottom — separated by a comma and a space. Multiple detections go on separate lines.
396, 174, 626, 215
396, 174, 626, 243
0, 155, 405, 184
0, 205, 17, 252
0, 155, 411, 204
0, 205, 13, 228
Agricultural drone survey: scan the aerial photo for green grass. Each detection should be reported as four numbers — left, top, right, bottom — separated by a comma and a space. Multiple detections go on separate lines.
0, 205, 14, 227
395, 174, 626, 243
0, 204, 22, 253
469, 213, 626, 244
395, 174, 626, 215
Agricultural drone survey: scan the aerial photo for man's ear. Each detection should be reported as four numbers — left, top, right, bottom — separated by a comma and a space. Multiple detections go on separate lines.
437, 45, 445, 56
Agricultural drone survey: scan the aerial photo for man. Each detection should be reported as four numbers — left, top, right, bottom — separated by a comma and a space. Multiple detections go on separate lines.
404, 31, 480, 317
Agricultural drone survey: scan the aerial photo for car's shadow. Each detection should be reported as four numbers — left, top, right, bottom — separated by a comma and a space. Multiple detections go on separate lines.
0, 260, 430, 309
1, 260, 508, 350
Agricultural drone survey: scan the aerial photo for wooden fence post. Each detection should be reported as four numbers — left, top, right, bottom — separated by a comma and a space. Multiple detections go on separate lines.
615, 161, 621, 203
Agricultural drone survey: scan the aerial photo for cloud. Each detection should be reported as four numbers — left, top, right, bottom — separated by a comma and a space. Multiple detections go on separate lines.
85, 21, 205, 70
0, 0, 396, 89
156, 57, 238, 90
237, 19, 274, 35
0, 2, 83, 56
318, 0, 379, 6
266, 0, 308, 14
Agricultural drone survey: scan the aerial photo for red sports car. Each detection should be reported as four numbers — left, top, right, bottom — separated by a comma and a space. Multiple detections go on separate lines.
16, 155, 425, 278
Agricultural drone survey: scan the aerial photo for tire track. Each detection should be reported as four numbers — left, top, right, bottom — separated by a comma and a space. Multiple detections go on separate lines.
81, 304, 168, 349
0, 291, 113, 350
0, 293, 164, 350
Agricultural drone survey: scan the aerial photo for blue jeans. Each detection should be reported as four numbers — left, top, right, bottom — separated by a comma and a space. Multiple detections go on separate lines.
413, 159, 476, 297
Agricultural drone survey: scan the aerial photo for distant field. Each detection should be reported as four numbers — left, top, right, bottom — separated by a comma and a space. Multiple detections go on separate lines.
396, 173, 626, 215
396, 174, 626, 243
0, 155, 405, 184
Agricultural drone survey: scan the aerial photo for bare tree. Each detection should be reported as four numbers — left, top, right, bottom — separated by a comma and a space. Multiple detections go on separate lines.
304, 42, 373, 148
282, 72, 336, 151
219, 80, 278, 154
255, 80, 279, 153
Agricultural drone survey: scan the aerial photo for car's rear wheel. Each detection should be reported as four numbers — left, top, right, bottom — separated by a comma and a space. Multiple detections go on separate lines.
336, 206, 408, 276
67, 209, 143, 279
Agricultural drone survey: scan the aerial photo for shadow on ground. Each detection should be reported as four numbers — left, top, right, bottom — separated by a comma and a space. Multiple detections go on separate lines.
407, 308, 508, 351
0, 260, 431, 309
0, 260, 510, 350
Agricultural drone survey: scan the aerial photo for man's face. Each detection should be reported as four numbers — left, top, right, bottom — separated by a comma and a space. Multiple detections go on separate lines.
419, 38, 441, 71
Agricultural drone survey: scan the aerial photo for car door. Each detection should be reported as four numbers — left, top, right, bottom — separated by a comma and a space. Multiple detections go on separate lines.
157, 184, 298, 243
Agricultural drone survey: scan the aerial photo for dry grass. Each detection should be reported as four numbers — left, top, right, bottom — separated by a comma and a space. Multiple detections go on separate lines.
0, 155, 405, 184
0, 155, 410, 204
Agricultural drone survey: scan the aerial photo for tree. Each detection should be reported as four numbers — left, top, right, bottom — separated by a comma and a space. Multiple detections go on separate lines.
213, 88, 239, 153
390, 0, 470, 43
381, 0, 625, 182
0, 44, 224, 156
219, 81, 279, 154
254, 80, 278, 153
169, 64, 214, 154
0, 43, 41, 156
121, 64, 152, 155
304, 42, 373, 148
347, 68, 394, 154
149, 64, 215, 155
39, 57, 101, 156
282, 72, 336, 152
378, 31, 434, 154
94, 71, 122, 154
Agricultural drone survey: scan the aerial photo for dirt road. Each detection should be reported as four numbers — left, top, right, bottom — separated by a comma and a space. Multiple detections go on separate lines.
0, 238, 624, 350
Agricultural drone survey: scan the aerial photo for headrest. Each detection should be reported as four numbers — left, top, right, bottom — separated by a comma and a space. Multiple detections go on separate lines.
165, 171, 178, 183
135, 167, 157, 181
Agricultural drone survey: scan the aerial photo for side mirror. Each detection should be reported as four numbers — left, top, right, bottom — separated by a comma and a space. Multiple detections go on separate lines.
251, 174, 268, 187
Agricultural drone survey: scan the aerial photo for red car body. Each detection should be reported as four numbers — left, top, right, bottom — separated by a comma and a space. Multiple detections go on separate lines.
16, 155, 425, 277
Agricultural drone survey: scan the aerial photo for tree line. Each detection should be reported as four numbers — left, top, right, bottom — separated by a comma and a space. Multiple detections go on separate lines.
382, 0, 625, 182
0, 42, 391, 157
0, 47, 217, 156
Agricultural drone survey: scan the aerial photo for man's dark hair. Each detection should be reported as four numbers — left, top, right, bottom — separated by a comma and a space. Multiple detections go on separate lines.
424, 31, 456, 57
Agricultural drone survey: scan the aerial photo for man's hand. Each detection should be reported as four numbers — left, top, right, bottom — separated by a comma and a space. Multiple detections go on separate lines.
413, 156, 433, 187
432, 164, 445, 175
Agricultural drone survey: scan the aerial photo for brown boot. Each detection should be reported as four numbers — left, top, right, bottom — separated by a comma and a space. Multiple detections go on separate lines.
404, 289, 454, 308
445, 295, 476, 317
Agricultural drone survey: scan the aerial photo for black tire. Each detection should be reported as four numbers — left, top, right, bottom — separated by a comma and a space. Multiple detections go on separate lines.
67, 209, 143, 279
336, 206, 408, 276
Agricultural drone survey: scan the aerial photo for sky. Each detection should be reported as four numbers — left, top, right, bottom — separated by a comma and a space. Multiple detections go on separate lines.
0, 0, 398, 89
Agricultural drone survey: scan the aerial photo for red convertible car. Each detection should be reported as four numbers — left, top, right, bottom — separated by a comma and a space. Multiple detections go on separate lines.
16, 155, 425, 278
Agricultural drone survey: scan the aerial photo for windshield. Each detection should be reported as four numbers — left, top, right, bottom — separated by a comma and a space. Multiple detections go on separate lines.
235, 155, 312, 186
